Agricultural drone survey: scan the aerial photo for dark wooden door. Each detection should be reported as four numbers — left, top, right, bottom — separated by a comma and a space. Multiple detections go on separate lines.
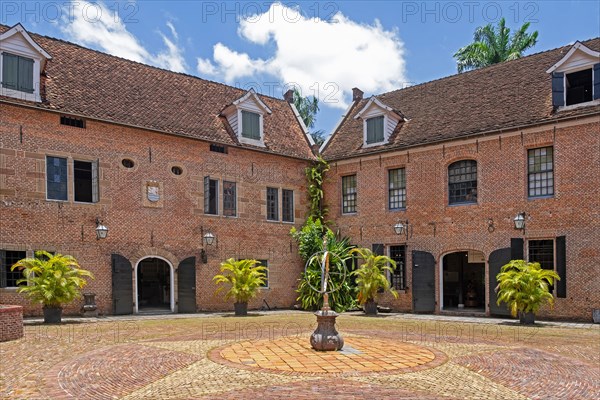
112, 254, 133, 315
488, 248, 512, 316
412, 250, 436, 313
178, 257, 196, 313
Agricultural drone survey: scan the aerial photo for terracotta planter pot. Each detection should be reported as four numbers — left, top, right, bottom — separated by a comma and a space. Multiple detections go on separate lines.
234, 302, 248, 316
43, 307, 63, 324
364, 300, 378, 315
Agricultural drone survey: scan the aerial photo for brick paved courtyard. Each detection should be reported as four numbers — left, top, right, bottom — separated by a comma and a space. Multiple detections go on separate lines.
1, 312, 599, 399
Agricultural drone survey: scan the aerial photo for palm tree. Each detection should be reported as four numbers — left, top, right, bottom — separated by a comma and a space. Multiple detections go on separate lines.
292, 88, 326, 146
454, 18, 538, 73
350, 248, 398, 314
213, 258, 268, 316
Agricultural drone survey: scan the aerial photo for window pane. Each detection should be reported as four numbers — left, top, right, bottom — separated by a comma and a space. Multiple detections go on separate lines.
448, 160, 477, 204
528, 147, 554, 197
46, 156, 68, 200
566, 69, 593, 105
389, 246, 406, 290
342, 175, 357, 213
388, 168, 406, 209
242, 111, 261, 139
223, 181, 236, 217
74, 160, 93, 202
267, 187, 279, 221
282, 189, 294, 222
528, 239, 555, 291
366, 116, 384, 144
2, 250, 27, 287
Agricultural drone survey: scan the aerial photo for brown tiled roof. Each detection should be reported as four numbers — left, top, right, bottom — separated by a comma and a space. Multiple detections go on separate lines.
0, 25, 315, 160
322, 38, 600, 161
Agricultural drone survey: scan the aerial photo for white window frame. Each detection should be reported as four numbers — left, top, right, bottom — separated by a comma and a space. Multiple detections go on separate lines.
362, 114, 388, 148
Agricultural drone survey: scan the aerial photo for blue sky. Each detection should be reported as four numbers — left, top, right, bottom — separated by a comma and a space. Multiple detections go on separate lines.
2, 1, 599, 134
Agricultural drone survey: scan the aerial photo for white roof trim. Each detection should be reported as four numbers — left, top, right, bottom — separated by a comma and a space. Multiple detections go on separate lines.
232, 89, 272, 114
546, 42, 600, 73
320, 100, 356, 154
354, 96, 395, 119
0, 23, 52, 60
289, 103, 315, 146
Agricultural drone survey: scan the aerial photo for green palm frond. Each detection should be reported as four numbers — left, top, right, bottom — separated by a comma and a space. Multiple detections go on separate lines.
11, 251, 93, 308
350, 248, 398, 304
213, 258, 268, 303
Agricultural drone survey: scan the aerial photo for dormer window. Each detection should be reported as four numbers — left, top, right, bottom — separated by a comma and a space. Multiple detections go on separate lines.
366, 116, 384, 144
241, 110, 261, 140
547, 42, 600, 108
2, 53, 34, 93
220, 89, 271, 147
565, 69, 592, 105
354, 95, 406, 148
0, 24, 51, 103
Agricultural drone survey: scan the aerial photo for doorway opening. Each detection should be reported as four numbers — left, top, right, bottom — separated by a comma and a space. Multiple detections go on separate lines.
137, 257, 172, 312
441, 251, 485, 312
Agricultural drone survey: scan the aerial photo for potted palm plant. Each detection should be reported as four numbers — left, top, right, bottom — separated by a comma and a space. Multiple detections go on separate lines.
213, 258, 268, 316
495, 260, 560, 325
11, 251, 93, 323
350, 248, 398, 315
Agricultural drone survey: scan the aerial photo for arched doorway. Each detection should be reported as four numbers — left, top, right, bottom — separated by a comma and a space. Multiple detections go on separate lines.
440, 251, 485, 312
135, 257, 174, 313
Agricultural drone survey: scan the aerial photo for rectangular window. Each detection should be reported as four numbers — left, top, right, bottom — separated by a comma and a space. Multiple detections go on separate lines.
528, 239, 555, 291
342, 175, 357, 214
223, 181, 237, 217
210, 143, 227, 153
566, 69, 593, 106
74, 160, 93, 202
60, 115, 86, 128
528, 147, 554, 198
204, 177, 219, 215
366, 116, 385, 144
388, 168, 406, 210
257, 259, 268, 288
46, 156, 68, 201
2, 52, 34, 93
282, 189, 294, 222
389, 245, 406, 290
266, 187, 279, 221
0, 250, 27, 288
241, 110, 261, 140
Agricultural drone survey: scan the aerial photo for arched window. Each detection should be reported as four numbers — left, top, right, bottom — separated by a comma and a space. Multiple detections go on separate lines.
448, 160, 477, 205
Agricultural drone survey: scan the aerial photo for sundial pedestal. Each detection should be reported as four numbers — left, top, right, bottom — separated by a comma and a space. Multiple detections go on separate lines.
310, 309, 344, 351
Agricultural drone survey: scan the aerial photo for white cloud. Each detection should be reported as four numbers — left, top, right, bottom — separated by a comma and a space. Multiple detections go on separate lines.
196, 2, 406, 108
60, 1, 187, 73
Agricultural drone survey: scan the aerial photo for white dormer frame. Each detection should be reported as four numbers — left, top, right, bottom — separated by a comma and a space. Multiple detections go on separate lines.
354, 96, 405, 148
547, 42, 600, 109
0, 23, 51, 103
221, 89, 272, 147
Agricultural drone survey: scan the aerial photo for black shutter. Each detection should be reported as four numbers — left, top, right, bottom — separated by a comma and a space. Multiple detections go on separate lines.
593, 63, 600, 100
510, 238, 524, 260
203, 177, 210, 213
488, 248, 512, 316
0, 251, 6, 288
178, 257, 197, 313
552, 72, 565, 107
112, 254, 133, 315
555, 236, 567, 298
412, 251, 436, 313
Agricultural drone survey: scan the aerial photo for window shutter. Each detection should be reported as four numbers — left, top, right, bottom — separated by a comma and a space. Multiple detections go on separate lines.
375, 117, 384, 142
0, 251, 6, 288
366, 119, 375, 144
555, 236, 567, 298
593, 63, 600, 100
18, 56, 34, 93
2, 53, 18, 90
203, 176, 210, 213
91, 159, 100, 203
551, 72, 565, 107
510, 238, 524, 260
372, 243, 384, 256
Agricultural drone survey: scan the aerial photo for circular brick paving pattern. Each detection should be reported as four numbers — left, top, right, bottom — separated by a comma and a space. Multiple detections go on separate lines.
210, 336, 446, 375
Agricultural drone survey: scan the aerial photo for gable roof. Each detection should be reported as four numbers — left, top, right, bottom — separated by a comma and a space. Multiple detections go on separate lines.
0, 25, 314, 160
0, 23, 52, 60
322, 38, 600, 161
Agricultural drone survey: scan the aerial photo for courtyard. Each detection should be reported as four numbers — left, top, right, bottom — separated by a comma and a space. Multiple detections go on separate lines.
1, 311, 598, 399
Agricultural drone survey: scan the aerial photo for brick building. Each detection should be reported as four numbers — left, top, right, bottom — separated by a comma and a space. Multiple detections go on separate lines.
0, 24, 315, 316
321, 39, 600, 321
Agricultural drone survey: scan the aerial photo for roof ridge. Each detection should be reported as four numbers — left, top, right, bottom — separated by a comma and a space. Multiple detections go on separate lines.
0, 23, 289, 104
377, 37, 600, 98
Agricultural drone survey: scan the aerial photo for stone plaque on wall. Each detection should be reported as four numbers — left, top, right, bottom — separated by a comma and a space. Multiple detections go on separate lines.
142, 180, 163, 208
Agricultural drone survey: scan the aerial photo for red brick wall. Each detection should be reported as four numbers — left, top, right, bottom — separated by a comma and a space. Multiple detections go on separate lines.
0, 305, 23, 341
324, 119, 600, 321
0, 103, 310, 316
